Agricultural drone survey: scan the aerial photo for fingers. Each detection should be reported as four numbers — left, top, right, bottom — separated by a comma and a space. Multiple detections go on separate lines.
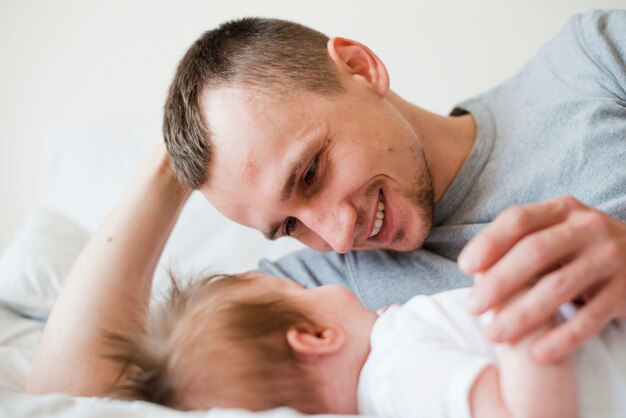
530, 274, 626, 363
466, 219, 584, 315
376, 304, 400, 316
460, 195, 626, 364
458, 196, 579, 275
482, 244, 616, 343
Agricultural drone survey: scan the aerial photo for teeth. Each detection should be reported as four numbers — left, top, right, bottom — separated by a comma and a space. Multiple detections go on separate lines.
369, 196, 385, 238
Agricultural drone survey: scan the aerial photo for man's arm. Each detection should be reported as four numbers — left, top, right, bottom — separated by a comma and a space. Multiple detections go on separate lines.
459, 195, 626, 363
25, 144, 190, 396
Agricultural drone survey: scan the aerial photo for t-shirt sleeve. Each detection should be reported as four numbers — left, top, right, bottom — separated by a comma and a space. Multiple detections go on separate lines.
359, 293, 496, 418
257, 248, 354, 289
258, 248, 473, 312
576, 10, 626, 100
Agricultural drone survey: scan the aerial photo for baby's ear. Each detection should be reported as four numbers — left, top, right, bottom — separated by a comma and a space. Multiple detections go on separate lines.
286, 325, 345, 359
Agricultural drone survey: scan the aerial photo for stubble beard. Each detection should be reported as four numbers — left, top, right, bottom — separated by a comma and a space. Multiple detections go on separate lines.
391, 151, 434, 252
355, 150, 434, 252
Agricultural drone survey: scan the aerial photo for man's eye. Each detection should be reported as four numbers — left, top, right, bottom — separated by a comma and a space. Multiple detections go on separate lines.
303, 154, 320, 186
284, 217, 298, 236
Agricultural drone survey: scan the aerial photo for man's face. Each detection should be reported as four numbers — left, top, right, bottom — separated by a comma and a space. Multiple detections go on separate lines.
199, 81, 434, 253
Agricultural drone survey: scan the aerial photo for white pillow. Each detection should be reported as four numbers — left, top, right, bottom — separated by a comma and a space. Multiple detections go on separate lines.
0, 208, 90, 320
0, 197, 304, 320
155, 191, 304, 283
41, 121, 156, 233
1, 121, 305, 318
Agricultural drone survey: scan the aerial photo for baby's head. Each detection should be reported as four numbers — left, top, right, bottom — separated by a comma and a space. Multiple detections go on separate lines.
107, 272, 376, 414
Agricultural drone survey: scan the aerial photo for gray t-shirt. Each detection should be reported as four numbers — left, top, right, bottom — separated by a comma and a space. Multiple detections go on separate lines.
259, 10, 626, 311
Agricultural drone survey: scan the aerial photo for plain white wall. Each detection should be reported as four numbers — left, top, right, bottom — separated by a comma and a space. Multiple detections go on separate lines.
1, 0, 625, 252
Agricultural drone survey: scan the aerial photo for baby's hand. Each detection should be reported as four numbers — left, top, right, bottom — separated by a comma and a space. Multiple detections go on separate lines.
376, 304, 400, 316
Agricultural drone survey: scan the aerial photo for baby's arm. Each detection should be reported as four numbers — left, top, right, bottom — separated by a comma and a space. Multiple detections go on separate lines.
470, 298, 577, 418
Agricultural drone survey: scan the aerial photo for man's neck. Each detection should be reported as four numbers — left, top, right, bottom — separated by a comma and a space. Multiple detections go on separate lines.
386, 90, 477, 202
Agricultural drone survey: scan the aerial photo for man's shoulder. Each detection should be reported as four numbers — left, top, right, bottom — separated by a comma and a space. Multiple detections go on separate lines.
572, 9, 626, 66
574, 9, 626, 31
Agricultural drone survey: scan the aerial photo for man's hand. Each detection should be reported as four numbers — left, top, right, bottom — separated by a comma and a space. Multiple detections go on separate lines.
458, 195, 626, 363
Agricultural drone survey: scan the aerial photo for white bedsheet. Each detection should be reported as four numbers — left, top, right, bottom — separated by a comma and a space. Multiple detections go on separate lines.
0, 305, 364, 418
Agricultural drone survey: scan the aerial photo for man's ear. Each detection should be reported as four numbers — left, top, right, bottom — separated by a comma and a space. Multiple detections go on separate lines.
286, 325, 345, 359
327, 37, 390, 97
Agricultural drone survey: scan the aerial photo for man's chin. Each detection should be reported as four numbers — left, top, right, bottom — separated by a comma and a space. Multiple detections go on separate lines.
385, 221, 432, 253
385, 239, 426, 253
349, 236, 426, 252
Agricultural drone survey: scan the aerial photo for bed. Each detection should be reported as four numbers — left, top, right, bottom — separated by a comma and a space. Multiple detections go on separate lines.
0, 122, 372, 417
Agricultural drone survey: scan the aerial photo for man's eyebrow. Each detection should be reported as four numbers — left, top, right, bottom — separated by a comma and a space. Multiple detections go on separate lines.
264, 139, 323, 241
279, 139, 322, 203
280, 171, 297, 202
264, 224, 280, 241
280, 139, 318, 202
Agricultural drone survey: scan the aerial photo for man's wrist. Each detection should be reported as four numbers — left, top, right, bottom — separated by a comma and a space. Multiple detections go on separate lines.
140, 143, 192, 202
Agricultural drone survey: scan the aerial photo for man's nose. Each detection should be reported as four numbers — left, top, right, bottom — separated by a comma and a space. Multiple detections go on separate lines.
298, 201, 357, 253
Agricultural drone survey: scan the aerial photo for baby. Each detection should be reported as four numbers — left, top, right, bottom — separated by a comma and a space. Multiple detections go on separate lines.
108, 272, 626, 417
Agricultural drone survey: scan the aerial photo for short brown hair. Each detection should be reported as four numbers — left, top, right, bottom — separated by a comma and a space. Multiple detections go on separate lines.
163, 17, 343, 189
105, 273, 327, 413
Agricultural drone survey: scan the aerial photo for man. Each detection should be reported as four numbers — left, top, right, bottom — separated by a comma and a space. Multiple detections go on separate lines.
27, 11, 626, 396
163, 13, 626, 363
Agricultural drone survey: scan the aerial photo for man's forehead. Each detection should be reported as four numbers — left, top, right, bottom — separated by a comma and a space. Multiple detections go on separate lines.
199, 85, 330, 226
202, 85, 305, 130
204, 88, 291, 154
202, 86, 328, 170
